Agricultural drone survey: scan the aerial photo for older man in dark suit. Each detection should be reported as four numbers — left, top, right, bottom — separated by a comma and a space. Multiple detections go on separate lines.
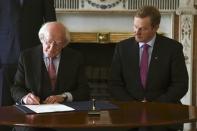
0, 1, 56, 130
109, 6, 188, 131
0, 0, 56, 105
11, 22, 89, 131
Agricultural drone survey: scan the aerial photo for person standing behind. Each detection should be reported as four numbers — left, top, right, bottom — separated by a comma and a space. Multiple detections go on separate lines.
0, 0, 56, 106
0, 1, 55, 130
0, 2, 56, 130
19, 0, 57, 50
109, 6, 188, 131
11, 22, 89, 131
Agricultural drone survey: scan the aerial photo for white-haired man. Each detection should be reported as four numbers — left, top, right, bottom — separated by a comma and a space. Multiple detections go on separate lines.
11, 22, 89, 131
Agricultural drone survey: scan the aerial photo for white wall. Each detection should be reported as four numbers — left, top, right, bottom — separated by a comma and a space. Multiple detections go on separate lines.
57, 13, 173, 38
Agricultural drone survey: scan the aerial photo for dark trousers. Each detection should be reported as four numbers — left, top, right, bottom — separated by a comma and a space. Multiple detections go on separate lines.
0, 64, 16, 106
0, 64, 17, 131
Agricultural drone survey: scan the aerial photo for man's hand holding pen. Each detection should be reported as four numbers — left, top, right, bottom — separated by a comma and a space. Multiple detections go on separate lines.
22, 93, 40, 105
22, 93, 67, 104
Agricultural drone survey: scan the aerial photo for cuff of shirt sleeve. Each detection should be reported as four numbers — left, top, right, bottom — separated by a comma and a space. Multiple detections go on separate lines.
19, 96, 26, 105
61, 92, 73, 102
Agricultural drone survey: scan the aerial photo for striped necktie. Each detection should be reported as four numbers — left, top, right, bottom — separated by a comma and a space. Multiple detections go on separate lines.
48, 58, 56, 91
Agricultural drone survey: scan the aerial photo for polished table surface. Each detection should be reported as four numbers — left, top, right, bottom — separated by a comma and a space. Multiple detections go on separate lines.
0, 101, 197, 128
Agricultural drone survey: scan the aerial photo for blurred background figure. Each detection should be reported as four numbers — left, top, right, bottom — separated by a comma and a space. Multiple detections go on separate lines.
0, 0, 56, 130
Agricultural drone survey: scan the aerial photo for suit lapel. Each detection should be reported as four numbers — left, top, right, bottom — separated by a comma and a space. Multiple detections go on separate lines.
147, 35, 161, 87
32, 46, 42, 95
123, 39, 140, 70
133, 41, 143, 91
126, 39, 142, 92
56, 48, 70, 91
128, 40, 140, 73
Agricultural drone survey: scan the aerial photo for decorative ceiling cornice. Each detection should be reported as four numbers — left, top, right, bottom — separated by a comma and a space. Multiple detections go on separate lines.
85, 0, 123, 9
55, 0, 180, 12
176, 0, 197, 15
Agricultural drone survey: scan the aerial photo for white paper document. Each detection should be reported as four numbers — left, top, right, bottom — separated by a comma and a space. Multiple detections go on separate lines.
24, 104, 75, 113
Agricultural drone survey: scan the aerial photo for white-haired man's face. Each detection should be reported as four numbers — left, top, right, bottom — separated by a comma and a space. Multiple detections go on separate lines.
41, 26, 66, 58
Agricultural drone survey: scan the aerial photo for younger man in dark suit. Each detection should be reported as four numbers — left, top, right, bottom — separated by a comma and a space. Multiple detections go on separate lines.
11, 22, 89, 131
109, 6, 188, 131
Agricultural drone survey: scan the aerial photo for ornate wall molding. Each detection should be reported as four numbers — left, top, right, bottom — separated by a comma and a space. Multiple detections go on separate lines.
84, 0, 124, 9
176, 0, 196, 109
176, 0, 197, 15
180, 15, 193, 65
55, 0, 179, 12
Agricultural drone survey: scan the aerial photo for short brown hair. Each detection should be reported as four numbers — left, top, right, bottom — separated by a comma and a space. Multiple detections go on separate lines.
135, 6, 161, 27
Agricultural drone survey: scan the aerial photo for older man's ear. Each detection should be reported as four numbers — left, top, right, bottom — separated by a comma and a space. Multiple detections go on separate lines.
39, 34, 45, 44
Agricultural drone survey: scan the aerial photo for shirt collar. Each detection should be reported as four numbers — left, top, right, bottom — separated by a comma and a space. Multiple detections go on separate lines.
43, 53, 61, 59
139, 34, 156, 48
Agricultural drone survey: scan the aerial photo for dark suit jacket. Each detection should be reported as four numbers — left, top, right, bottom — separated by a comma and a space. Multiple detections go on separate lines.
109, 34, 188, 103
19, 0, 56, 50
0, 0, 56, 65
0, 0, 56, 107
11, 45, 89, 103
0, 0, 21, 64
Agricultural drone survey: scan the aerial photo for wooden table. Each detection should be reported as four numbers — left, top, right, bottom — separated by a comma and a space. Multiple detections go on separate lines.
0, 101, 196, 129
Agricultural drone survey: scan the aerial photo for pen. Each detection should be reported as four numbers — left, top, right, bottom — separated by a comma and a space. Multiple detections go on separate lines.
30, 90, 40, 105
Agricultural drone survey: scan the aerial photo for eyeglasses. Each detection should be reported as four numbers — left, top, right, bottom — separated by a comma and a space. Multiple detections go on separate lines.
42, 39, 64, 49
